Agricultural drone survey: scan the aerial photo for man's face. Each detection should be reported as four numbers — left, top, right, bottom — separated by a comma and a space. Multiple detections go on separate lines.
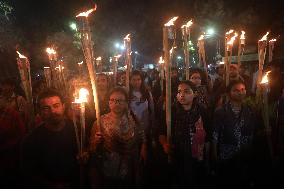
229, 83, 246, 102
130, 75, 142, 90
177, 83, 194, 106
109, 92, 127, 115
190, 73, 202, 87
39, 96, 65, 125
229, 65, 238, 78
97, 75, 108, 90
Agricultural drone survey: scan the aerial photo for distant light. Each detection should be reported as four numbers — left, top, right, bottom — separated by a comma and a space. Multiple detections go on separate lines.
37, 74, 40, 77
149, 64, 154, 69
109, 57, 112, 63
120, 45, 125, 50
177, 56, 182, 60
135, 51, 138, 54
207, 28, 215, 36
115, 43, 120, 48
70, 23, 77, 31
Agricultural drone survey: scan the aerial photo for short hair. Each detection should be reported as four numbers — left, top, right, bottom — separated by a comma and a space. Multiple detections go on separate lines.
178, 80, 196, 91
109, 87, 129, 102
37, 88, 64, 107
226, 80, 246, 93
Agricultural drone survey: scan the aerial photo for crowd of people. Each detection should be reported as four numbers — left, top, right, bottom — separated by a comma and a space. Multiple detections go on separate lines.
0, 61, 284, 189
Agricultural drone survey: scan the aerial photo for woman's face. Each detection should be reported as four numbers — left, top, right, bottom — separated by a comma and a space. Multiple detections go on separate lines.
177, 83, 194, 105
109, 92, 128, 115
190, 73, 202, 86
130, 75, 142, 90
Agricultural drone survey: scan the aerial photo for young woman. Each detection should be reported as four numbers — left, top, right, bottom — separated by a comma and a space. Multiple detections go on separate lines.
89, 87, 146, 189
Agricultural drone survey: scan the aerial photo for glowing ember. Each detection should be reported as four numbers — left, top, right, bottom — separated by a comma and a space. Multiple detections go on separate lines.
74, 88, 89, 103
164, 16, 178, 26
240, 31, 245, 40
198, 35, 204, 41
96, 57, 102, 61
16, 51, 27, 59
226, 29, 234, 35
169, 46, 177, 54
181, 19, 193, 28
260, 71, 271, 84
227, 32, 238, 45
46, 48, 56, 55
259, 32, 270, 41
159, 56, 164, 64
76, 5, 97, 17
124, 34, 131, 41
78, 61, 83, 65
269, 39, 277, 43
43, 67, 50, 69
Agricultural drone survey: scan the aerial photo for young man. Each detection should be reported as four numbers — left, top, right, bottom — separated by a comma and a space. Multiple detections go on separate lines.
212, 80, 256, 188
22, 89, 79, 189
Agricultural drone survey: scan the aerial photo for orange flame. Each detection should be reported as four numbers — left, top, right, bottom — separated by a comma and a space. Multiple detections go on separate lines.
159, 56, 164, 64
169, 46, 177, 54
227, 32, 238, 45
226, 29, 234, 35
240, 31, 245, 40
44, 67, 50, 69
124, 34, 131, 41
16, 51, 27, 59
164, 16, 178, 26
74, 88, 89, 103
96, 57, 102, 61
76, 5, 97, 17
259, 32, 269, 41
46, 48, 56, 55
181, 19, 193, 28
260, 71, 271, 84
78, 61, 83, 65
269, 39, 277, 43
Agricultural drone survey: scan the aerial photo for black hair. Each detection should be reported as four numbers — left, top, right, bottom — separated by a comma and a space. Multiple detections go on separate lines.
178, 80, 196, 91
37, 88, 65, 108
109, 87, 129, 102
226, 80, 246, 93
130, 70, 150, 102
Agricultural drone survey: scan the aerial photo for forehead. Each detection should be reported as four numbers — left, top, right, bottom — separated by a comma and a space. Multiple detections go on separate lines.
191, 72, 201, 77
232, 83, 246, 90
131, 75, 141, 79
97, 75, 108, 81
178, 83, 192, 90
110, 92, 126, 99
40, 96, 62, 106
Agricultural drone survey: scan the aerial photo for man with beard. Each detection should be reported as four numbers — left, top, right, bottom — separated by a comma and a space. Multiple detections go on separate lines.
212, 80, 257, 188
22, 89, 79, 189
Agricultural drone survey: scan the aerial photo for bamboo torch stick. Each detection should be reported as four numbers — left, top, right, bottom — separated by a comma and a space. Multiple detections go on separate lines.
237, 31, 246, 70
113, 54, 121, 85
124, 34, 132, 92
181, 20, 193, 80
268, 39, 277, 63
43, 67, 51, 88
224, 30, 234, 86
163, 16, 178, 148
96, 57, 102, 73
76, 6, 101, 132
159, 56, 165, 93
197, 34, 206, 72
226, 32, 238, 86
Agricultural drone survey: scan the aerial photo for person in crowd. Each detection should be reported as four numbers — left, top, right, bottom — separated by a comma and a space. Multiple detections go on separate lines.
212, 64, 225, 93
0, 78, 29, 126
117, 71, 126, 87
89, 87, 147, 189
212, 80, 257, 188
22, 89, 80, 189
0, 97, 26, 189
97, 73, 112, 115
159, 80, 211, 189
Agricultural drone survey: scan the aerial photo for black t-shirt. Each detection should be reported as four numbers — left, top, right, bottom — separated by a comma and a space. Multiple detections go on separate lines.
22, 119, 79, 187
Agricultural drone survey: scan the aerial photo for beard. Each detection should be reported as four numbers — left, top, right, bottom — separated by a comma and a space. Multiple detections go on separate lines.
47, 113, 64, 125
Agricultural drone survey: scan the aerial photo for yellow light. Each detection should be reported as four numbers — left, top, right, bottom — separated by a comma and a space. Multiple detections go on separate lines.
259, 32, 269, 41
76, 6, 97, 17
159, 56, 164, 64
74, 88, 89, 103
260, 71, 271, 84
16, 51, 27, 59
46, 48, 56, 55
164, 16, 178, 26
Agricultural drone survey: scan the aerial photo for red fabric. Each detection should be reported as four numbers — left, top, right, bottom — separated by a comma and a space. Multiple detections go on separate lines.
191, 117, 206, 160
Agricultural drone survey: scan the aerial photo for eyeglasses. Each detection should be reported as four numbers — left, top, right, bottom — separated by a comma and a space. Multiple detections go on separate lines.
109, 98, 127, 104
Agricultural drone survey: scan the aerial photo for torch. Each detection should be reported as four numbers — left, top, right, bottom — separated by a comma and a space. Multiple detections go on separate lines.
113, 54, 121, 85
197, 34, 206, 71
78, 61, 84, 77
124, 34, 132, 92
269, 39, 277, 63
159, 56, 165, 92
43, 67, 51, 88
16, 51, 34, 129
46, 47, 58, 88
181, 20, 193, 80
96, 56, 102, 73
237, 31, 246, 70
163, 16, 178, 147
225, 32, 238, 86
224, 30, 234, 86
76, 6, 101, 132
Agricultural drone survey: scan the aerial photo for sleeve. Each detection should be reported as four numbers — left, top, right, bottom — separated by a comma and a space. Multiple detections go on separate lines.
212, 108, 224, 144
200, 106, 211, 143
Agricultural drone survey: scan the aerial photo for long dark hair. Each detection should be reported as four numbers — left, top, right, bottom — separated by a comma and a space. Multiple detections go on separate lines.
129, 70, 150, 102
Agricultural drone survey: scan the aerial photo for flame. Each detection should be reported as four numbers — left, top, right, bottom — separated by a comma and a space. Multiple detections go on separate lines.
74, 88, 89, 103
164, 16, 178, 26
78, 61, 83, 65
181, 19, 193, 28
240, 31, 245, 40
260, 71, 271, 84
269, 39, 277, 43
219, 61, 225, 65
159, 56, 164, 64
259, 32, 269, 41
96, 57, 102, 61
124, 34, 131, 41
43, 67, 50, 69
226, 29, 234, 35
76, 5, 97, 17
114, 54, 121, 58
227, 32, 238, 45
46, 48, 56, 55
169, 46, 177, 54
198, 35, 204, 41
16, 51, 27, 59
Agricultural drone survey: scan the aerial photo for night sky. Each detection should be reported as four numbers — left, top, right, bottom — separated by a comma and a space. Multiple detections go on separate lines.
6, 0, 284, 71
